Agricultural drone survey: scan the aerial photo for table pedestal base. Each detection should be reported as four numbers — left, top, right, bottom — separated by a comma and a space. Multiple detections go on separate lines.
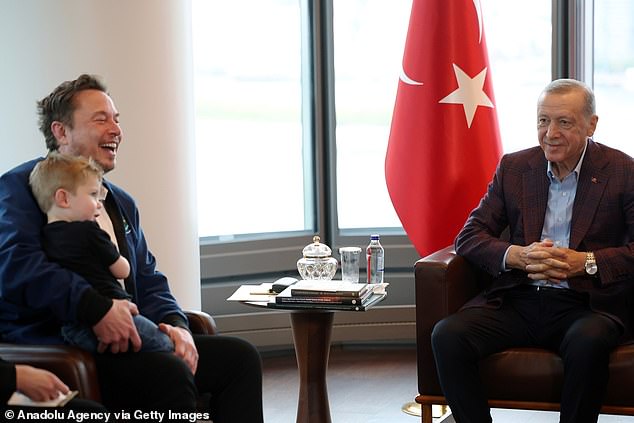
290, 311, 334, 423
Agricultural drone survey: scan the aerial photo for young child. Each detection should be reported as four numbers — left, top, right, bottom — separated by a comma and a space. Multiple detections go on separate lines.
29, 152, 173, 353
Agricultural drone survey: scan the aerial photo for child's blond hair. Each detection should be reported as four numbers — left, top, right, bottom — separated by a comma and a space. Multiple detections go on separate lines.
29, 152, 104, 214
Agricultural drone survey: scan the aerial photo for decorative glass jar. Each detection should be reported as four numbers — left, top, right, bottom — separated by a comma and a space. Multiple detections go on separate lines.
296, 235, 338, 280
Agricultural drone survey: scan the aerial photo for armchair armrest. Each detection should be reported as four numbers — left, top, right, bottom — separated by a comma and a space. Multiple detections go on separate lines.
415, 245, 486, 397
415, 245, 484, 323
0, 343, 101, 401
185, 310, 217, 335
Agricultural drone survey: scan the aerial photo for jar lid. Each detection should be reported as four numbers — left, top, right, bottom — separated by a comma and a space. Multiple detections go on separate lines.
302, 235, 332, 258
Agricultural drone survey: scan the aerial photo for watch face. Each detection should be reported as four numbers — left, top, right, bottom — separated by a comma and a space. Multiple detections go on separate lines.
585, 263, 598, 275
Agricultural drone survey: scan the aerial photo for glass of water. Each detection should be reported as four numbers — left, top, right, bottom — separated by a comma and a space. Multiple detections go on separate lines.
339, 247, 361, 283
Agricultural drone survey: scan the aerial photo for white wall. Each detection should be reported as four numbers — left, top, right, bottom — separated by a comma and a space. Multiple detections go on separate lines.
0, 0, 201, 310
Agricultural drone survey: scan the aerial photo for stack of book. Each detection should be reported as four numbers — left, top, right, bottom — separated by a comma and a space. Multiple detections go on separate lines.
273, 280, 385, 311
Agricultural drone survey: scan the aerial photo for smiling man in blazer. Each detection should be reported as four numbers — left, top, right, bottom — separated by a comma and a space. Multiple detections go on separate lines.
431, 79, 634, 423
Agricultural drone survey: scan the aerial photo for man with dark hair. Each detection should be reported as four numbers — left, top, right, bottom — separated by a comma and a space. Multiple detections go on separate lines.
37, 74, 108, 152
0, 74, 264, 422
431, 79, 634, 423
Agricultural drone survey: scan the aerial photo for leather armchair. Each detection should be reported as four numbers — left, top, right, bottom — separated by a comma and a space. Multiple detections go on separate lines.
414, 246, 634, 421
0, 310, 216, 402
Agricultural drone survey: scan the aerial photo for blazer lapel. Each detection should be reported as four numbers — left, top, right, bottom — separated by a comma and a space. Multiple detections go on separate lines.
569, 142, 609, 249
523, 153, 550, 244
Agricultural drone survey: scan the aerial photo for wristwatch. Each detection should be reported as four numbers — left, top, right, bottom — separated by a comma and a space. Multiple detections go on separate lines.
585, 252, 598, 275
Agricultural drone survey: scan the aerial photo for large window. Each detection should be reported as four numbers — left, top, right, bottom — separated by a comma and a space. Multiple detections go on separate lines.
192, 0, 310, 240
592, 0, 634, 156
481, 0, 552, 153
332, 0, 410, 230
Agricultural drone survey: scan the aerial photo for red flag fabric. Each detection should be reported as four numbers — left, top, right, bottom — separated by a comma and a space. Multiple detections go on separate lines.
385, 0, 503, 257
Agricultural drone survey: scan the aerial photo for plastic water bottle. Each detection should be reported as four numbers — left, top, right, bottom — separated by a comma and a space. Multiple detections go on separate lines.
366, 234, 384, 284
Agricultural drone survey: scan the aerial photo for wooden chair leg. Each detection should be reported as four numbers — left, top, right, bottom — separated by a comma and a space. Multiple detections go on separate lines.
422, 404, 433, 422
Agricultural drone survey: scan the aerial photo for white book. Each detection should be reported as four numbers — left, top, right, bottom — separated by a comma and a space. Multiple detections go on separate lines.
7, 390, 78, 407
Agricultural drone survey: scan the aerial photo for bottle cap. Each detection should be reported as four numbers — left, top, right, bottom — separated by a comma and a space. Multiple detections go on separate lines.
370, 234, 380, 240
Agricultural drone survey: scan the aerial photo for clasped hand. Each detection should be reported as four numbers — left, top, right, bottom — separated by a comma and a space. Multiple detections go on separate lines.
507, 239, 586, 283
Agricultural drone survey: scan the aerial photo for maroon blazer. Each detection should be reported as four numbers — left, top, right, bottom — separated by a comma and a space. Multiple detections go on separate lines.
455, 140, 634, 341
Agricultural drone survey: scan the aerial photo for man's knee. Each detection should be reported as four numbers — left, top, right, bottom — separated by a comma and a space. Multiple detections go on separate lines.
562, 315, 620, 359
432, 315, 465, 353
196, 335, 261, 363
162, 353, 197, 383
234, 337, 261, 366
194, 334, 262, 384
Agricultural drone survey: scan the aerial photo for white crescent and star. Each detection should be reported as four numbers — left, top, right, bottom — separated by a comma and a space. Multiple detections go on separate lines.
398, 0, 493, 128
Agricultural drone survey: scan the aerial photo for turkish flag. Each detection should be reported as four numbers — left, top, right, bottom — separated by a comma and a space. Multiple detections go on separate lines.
385, 0, 503, 257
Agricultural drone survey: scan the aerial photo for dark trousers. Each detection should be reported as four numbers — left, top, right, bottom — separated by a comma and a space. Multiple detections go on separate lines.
431, 285, 621, 423
95, 334, 263, 423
